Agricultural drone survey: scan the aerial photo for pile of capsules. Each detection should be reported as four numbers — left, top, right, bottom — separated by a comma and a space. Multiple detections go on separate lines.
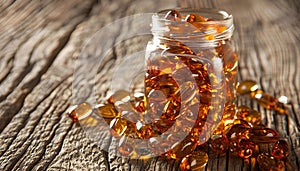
69, 80, 290, 171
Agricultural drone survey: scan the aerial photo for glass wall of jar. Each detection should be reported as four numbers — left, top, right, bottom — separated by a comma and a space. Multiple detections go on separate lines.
144, 8, 238, 148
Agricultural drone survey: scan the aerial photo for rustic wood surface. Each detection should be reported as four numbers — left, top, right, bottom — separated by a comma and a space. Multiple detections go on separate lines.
0, 0, 299, 170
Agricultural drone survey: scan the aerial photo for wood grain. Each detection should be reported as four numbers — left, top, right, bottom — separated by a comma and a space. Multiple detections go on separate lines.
0, 0, 299, 170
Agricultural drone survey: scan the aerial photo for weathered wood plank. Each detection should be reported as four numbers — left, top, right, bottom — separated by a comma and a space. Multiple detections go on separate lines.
0, 0, 299, 170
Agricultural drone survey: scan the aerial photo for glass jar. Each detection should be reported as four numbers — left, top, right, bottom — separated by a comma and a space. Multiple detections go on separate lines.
144, 8, 238, 150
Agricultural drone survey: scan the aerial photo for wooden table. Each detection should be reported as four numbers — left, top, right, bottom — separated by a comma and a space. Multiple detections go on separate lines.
0, 0, 299, 170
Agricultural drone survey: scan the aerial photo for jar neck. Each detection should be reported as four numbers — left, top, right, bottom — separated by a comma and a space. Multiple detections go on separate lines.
151, 8, 234, 49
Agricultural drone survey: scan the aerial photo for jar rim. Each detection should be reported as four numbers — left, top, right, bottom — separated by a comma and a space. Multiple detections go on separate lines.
158, 8, 233, 25
151, 8, 234, 45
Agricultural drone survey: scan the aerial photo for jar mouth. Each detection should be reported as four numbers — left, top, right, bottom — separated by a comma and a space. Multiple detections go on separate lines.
158, 8, 232, 24
152, 8, 234, 46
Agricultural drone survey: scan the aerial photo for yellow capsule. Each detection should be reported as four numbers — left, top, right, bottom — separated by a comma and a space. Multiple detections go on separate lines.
94, 103, 119, 122
68, 102, 93, 122
253, 91, 278, 109
251, 91, 288, 114
237, 80, 259, 95
258, 96, 277, 109
226, 123, 251, 140
107, 90, 131, 104
110, 117, 135, 138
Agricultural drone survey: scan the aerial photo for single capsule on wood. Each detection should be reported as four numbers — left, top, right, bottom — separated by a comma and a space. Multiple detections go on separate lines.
257, 153, 285, 171
68, 102, 93, 122
236, 105, 251, 119
272, 140, 289, 159
246, 127, 279, 143
180, 150, 208, 171
236, 139, 255, 159
237, 80, 259, 95
107, 90, 131, 104
210, 134, 229, 155
252, 92, 288, 114
164, 9, 181, 21
94, 103, 119, 123
253, 91, 278, 109
226, 123, 251, 140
